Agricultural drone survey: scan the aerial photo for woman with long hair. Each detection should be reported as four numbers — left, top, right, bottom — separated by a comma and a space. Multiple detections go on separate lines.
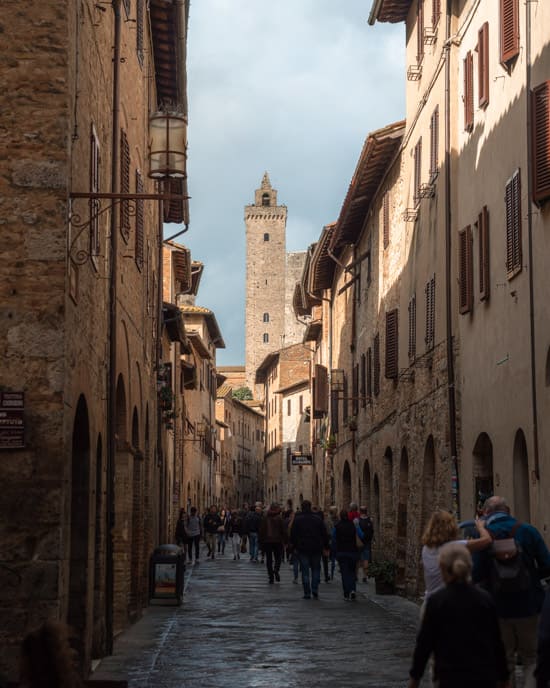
408, 543, 510, 688
421, 510, 491, 602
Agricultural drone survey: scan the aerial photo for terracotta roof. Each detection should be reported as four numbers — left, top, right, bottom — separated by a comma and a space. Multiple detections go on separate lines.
150, 0, 189, 110
293, 283, 310, 317
304, 320, 322, 343
330, 120, 405, 252
309, 224, 337, 294
255, 352, 280, 384
276, 379, 309, 396
180, 304, 225, 348
216, 383, 233, 399
368, 0, 412, 24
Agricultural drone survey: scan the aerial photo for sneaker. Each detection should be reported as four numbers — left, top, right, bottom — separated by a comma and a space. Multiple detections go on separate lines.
325, 577, 330, 583
233, 556, 236, 560
363, 577, 367, 583
268, 579, 274, 584
344, 596, 350, 601
303, 595, 311, 599
237, 554, 240, 559
293, 577, 298, 584
274, 572, 280, 582
312, 592, 319, 599
350, 591, 356, 600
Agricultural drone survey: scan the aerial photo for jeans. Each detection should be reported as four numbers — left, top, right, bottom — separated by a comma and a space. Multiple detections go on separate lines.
337, 552, 359, 597
298, 552, 321, 597
187, 535, 200, 560
231, 533, 241, 557
322, 553, 330, 581
248, 532, 259, 560
205, 532, 216, 556
216, 532, 225, 553
263, 542, 283, 581
499, 615, 539, 688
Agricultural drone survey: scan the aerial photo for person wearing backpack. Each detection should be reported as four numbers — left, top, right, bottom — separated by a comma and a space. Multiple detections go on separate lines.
357, 505, 374, 583
473, 496, 550, 688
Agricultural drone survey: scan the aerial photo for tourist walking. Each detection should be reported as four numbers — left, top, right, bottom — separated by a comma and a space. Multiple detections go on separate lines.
227, 508, 243, 560
357, 506, 374, 583
245, 504, 262, 562
217, 508, 229, 555
175, 508, 188, 555
259, 502, 287, 583
185, 506, 202, 563
332, 509, 361, 600
203, 505, 222, 560
474, 496, 550, 688
290, 500, 329, 599
408, 542, 510, 688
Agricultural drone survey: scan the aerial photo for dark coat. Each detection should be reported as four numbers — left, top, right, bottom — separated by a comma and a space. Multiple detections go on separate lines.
203, 513, 222, 534
332, 519, 359, 555
290, 511, 329, 555
259, 507, 287, 545
409, 582, 508, 688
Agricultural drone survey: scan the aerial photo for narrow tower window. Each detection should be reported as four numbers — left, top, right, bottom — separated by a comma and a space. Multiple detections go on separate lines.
263, 333, 269, 343
263, 312, 269, 322
262, 193, 270, 206
264, 233, 270, 241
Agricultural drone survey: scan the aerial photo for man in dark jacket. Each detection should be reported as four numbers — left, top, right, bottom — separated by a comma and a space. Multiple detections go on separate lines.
259, 502, 287, 583
474, 495, 550, 687
203, 505, 222, 560
290, 500, 329, 599
245, 504, 262, 562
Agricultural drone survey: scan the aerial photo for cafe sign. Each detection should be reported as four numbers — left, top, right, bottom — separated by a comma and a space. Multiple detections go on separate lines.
0, 392, 25, 449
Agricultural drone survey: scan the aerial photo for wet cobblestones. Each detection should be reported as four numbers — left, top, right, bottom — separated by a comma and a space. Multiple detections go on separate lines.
93, 548, 425, 687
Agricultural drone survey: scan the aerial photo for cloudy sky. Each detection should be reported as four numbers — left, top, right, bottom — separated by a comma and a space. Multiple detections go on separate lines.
169, 1, 406, 365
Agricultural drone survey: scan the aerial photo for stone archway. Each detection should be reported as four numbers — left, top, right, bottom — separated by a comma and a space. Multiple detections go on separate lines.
513, 429, 530, 521
342, 461, 352, 510
396, 448, 409, 588
383, 447, 393, 530
472, 432, 494, 505
69, 394, 91, 671
129, 407, 143, 620
92, 433, 106, 658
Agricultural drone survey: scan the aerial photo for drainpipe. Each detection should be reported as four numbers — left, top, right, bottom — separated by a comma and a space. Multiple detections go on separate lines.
525, 0, 539, 483
444, 0, 460, 517
156, 190, 164, 544
106, 0, 122, 656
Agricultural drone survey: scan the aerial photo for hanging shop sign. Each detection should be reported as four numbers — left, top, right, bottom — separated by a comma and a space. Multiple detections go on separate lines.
0, 392, 25, 449
291, 452, 312, 466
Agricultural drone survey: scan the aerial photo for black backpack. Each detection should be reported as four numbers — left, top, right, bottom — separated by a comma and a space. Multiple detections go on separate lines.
358, 517, 374, 544
489, 522, 531, 596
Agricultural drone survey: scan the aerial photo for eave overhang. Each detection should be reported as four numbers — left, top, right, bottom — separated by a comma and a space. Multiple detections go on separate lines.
368, 0, 412, 24
172, 245, 192, 293
309, 224, 337, 295
255, 352, 281, 384
190, 262, 204, 296
150, 0, 188, 111
329, 120, 405, 252
162, 302, 190, 351
186, 331, 211, 360
303, 320, 322, 343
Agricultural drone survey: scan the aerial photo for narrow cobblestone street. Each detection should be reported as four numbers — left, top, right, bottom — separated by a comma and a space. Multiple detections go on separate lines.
93, 545, 424, 688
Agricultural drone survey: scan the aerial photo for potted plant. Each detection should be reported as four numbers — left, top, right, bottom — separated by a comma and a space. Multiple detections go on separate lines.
368, 560, 397, 595
321, 435, 337, 451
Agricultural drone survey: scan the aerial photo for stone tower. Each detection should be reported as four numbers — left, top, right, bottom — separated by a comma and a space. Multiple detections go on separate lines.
245, 173, 287, 391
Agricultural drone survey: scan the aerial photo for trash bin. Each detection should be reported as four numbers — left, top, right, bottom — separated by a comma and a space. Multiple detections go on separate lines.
149, 544, 185, 605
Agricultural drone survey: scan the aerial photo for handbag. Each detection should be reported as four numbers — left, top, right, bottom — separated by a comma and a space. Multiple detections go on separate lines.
217, 525, 225, 533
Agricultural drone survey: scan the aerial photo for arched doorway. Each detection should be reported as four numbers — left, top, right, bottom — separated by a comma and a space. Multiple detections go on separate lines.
113, 375, 128, 633
92, 434, 105, 658
383, 447, 393, 528
422, 436, 436, 531
472, 432, 494, 506
130, 407, 143, 619
513, 429, 530, 521
373, 474, 381, 544
342, 461, 352, 509
396, 448, 409, 588
362, 461, 371, 510
69, 395, 91, 670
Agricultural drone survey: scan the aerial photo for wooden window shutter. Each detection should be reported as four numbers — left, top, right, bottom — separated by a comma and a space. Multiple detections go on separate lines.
373, 335, 380, 397
408, 294, 416, 361
313, 364, 328, 417
432, 0, 441, 28
478, 206, 490, 301
425, 276, 435, 349
532, 81, 550, 204
505, 169, 522, 278
417, 0, 425, 65
330, 389, 339, 435
135, 170, 144, 270
385, 309, 399, 380
360, 353, 366, 408
383, 192, 390, 248
478, 23, 490, 108
120, 129, 131, 241
89, 124, 100, 259
366, 347, 372, 400
500, 0, 519, 66
352, 364, 359, 416
430, 106, 439, 179
458, 226, 473, 314
414, 138, 422, 206
464, 51, 474, 132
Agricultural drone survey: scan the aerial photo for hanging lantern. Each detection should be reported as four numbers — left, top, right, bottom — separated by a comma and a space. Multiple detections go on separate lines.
148, 111, 187, 179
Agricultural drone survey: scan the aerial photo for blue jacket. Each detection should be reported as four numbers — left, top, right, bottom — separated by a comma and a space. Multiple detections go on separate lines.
472, 512, 550, 619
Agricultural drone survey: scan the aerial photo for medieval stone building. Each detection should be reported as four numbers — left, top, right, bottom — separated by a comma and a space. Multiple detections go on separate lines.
0, 0, 189, 677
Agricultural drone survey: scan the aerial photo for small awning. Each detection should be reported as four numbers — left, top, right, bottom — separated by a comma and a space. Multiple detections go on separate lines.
304, 320, 322, 342
162, 302, 190, 351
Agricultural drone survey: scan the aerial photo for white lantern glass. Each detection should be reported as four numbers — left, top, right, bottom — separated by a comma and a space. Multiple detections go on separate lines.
148, 112, 187, 179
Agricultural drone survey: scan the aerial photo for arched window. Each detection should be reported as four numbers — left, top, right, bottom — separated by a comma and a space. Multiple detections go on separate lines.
263, 333, 269, 343
262, 193, 270, 206
263, 312, 269, 322
264, 233, 270, 241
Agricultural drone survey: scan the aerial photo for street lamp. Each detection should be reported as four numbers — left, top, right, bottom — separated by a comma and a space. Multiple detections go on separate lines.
148, 111, 187, 179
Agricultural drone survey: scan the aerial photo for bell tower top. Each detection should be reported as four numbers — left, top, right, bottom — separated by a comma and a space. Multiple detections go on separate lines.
254, 171, 278, 207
